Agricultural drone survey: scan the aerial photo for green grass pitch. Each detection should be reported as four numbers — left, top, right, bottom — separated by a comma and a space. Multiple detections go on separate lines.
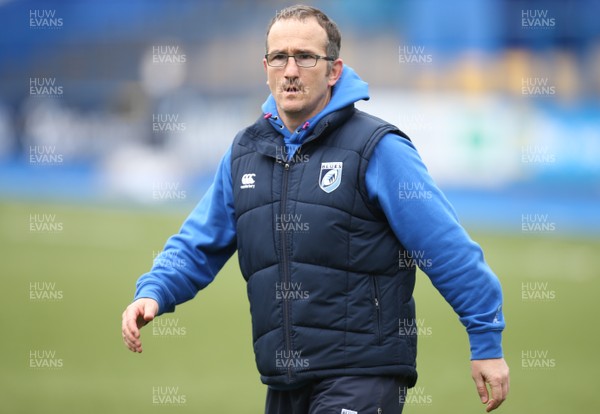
0, 200, 597, 413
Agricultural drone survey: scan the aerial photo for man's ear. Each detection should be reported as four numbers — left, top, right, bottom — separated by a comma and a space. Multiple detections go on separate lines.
327, 59, 344, 87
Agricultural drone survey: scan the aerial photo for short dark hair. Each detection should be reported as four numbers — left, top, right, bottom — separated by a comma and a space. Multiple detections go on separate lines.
265, 4, 341, 60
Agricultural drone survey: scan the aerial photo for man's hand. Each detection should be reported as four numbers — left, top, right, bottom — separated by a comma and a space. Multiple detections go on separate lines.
121, 298, 159, 353
471, 358, 510, 412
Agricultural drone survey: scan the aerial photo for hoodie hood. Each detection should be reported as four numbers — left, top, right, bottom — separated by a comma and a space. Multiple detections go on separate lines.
261, 64, 369, 146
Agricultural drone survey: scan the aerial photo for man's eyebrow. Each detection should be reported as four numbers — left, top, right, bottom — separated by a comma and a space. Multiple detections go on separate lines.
294, 49, 317, 55
267, 48, 319, 55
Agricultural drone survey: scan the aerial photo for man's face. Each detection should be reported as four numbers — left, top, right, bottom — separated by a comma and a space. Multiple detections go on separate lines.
264, 17, 342, 127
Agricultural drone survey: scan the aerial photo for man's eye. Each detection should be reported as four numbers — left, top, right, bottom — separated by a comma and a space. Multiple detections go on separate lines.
296, 54, 314, 60
271, 54, 287, 61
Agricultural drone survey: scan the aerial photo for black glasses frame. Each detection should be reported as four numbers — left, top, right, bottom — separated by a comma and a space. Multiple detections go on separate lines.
265, 53, 335, 68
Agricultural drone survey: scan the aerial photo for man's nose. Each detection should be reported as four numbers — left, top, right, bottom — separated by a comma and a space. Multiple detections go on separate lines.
283, 56, 300, 77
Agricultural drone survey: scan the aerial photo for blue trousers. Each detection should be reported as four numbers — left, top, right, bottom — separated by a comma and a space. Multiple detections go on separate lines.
265, 376, 407, 414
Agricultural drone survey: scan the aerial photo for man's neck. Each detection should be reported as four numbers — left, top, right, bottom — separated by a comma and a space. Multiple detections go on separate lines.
280, 116, 303, 133
278, 90, 333, 133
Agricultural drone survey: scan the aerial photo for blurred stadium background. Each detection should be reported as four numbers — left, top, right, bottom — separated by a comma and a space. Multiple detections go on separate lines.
1, 0, 598, 412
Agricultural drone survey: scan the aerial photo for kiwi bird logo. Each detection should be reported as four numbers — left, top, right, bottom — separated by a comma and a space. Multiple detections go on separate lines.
319, 162, 343, 193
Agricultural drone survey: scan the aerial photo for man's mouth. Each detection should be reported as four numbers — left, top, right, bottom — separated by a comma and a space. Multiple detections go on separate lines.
281, 82, 302, 94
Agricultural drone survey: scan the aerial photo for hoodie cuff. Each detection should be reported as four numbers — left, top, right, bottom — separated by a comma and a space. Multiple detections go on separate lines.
134, 283, 171, 316
469, 331, 504, 360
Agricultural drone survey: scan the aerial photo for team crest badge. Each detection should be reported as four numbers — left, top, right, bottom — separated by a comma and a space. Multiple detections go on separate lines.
319, 162, 343, 193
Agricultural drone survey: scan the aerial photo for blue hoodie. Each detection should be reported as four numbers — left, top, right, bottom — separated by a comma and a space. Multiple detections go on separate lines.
135, 65, 504, 360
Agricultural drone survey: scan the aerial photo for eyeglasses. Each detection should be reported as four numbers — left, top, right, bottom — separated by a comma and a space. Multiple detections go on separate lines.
265, 53, 334, 68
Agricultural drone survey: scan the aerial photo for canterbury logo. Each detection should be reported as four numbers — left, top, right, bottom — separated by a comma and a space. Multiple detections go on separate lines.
240, 173, 256, 189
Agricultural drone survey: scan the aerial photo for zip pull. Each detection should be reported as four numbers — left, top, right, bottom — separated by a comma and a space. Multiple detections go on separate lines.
374, 297, 379, 308
284, 163, 290, 170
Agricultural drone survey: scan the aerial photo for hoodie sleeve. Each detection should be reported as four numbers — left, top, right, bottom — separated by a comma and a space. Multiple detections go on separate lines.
366, 133, 505, 360
134, 147, 237, 314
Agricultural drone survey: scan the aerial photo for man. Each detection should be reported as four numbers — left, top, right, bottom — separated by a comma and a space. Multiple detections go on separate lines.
122, 5, 509, 413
